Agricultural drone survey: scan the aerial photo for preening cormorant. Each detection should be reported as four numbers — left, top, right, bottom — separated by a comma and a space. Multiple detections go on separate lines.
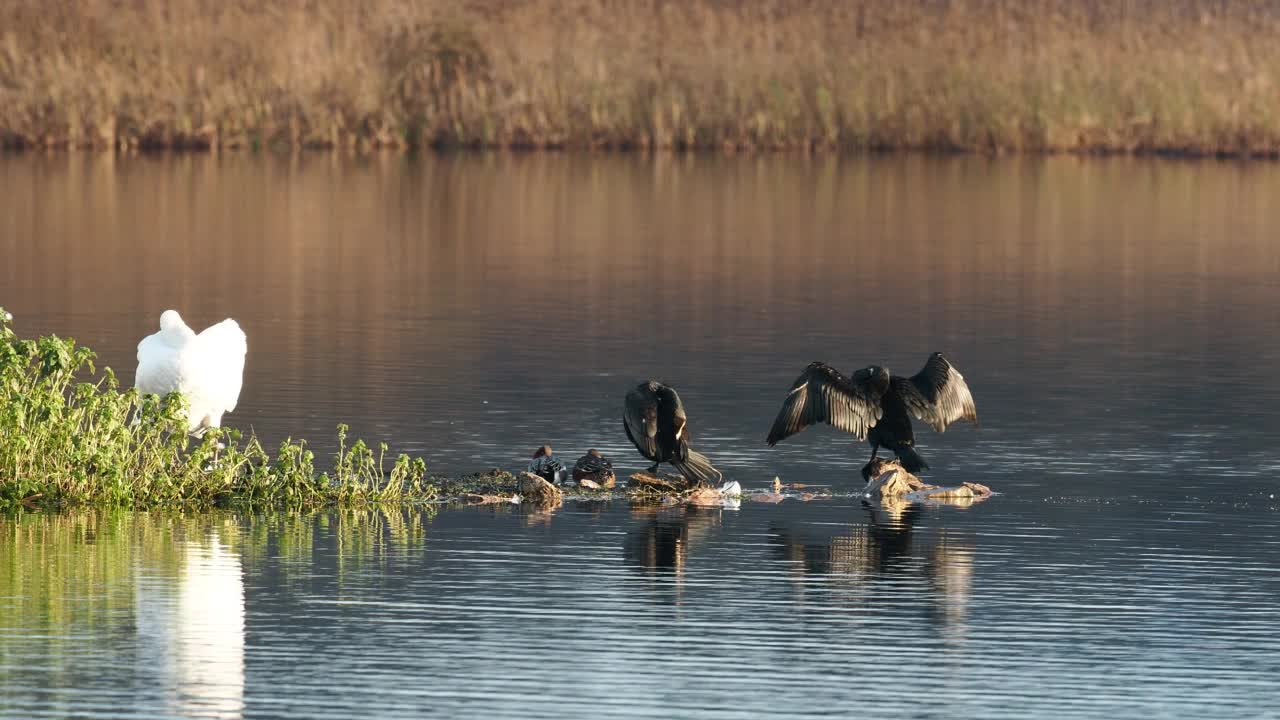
624, 381, 722, 484
766, 352, 977, 474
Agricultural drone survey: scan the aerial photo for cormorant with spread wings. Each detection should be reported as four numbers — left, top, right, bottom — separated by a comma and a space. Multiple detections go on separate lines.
624, 380, 722, 484
766, 353, 977, 475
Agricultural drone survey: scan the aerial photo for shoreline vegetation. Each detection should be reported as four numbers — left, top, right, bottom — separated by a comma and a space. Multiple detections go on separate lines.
0, 312, 728, 510
4, 1, 1280, 157
0, 310, 435, 508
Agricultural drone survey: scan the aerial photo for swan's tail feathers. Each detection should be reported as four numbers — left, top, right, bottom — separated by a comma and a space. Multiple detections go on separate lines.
197, 319, 247, 357
894, 444, 930, 474
672, 449, 723, 485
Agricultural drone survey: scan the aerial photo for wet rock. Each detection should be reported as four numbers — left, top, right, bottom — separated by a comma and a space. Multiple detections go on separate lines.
912, 482, 993, 501
964, 482, 992, 496
862, 462, 930, 499
686, 486, 724, 506
518, 472, 564, 504
862, 460, 993, 502
685, 480, 742, 508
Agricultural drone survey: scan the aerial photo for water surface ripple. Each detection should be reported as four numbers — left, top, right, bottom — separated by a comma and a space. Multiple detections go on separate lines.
2, 154, 1279, 718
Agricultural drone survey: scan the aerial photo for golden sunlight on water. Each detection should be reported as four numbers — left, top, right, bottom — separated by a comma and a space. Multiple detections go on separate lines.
5, 152, 1280, 481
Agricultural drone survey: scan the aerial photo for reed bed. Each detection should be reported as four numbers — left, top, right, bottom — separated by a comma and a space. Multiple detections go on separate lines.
2, 0, 1280, 155
0, 310, 434, 508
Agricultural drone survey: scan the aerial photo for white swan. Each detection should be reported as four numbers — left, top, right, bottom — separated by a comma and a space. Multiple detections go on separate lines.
135, 310, 247, 436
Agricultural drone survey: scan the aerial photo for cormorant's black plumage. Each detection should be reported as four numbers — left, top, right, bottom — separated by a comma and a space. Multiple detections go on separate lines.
766, 353, 977, 474
624, 380, 722, 484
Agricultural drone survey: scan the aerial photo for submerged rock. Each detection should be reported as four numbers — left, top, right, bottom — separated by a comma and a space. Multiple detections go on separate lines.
518, 471, 564, 505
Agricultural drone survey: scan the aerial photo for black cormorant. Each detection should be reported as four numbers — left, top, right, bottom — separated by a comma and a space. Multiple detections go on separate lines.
766, 352, 977, 474
624, 380, 722, 484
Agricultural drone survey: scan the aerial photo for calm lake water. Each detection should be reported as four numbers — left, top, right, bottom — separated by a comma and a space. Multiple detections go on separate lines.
2, 153, 1279, 718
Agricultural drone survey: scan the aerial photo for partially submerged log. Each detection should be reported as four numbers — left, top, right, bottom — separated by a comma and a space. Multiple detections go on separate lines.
862, 459, 993, 503
628, 472, 740, 507
628, 471, 690, 494
459, 492, 514, 505
518, 471, 564, 505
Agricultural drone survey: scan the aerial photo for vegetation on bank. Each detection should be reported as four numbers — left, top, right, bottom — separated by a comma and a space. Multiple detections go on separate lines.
0, 310, 433, 508
3, 0, 1280, 156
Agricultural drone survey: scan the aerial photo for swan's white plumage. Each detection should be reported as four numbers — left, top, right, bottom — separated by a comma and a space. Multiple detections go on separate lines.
136, 310, 247, 435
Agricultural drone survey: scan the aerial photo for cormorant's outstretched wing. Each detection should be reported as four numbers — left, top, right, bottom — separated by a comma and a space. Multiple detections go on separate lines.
893, 353, 978, 432
766, 362, 884, 445
623, 385, 660, 458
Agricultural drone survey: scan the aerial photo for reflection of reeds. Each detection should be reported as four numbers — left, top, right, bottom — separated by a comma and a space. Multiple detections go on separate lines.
4, 1, 1280, 155
1, 512, 166, 635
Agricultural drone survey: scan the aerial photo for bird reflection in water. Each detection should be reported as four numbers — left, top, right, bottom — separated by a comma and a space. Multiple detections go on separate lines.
134, 528, 246, 720
768, 499, 977, 635
623, 503, 726, 604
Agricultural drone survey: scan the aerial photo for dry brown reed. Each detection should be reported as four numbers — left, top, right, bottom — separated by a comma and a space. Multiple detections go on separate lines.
3, 0, 1280, 155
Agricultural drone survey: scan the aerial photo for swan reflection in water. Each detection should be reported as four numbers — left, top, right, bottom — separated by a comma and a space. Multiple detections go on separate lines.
768, 498, 977, 636
135, 528, 246, 720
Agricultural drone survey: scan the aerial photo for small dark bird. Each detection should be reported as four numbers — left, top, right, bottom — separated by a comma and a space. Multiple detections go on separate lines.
527, 445, 565, 484
572, 449, 616, 487
766, 353, 977, 476
624, 381, 722, 484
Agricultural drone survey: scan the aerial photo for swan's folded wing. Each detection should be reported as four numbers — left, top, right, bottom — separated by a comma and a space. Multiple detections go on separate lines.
135, 332, 182, 397
894, 352, 977, 432
195, 319, 248, 412
766, 362, 883, 445
623, 386, 659, 458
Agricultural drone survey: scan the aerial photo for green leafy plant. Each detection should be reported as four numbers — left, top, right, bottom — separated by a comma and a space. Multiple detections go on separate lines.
0, 308, 434, 508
